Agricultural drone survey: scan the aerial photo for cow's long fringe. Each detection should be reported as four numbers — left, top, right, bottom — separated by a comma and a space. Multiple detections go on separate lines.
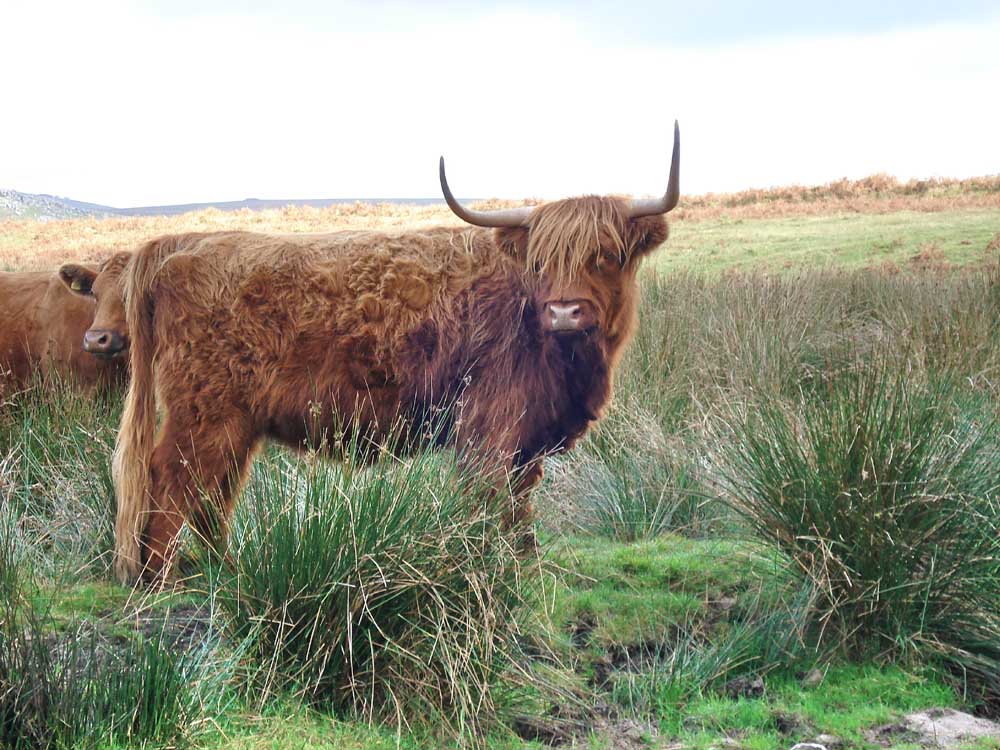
112, 238, 166, 582
525, 196, 630, 285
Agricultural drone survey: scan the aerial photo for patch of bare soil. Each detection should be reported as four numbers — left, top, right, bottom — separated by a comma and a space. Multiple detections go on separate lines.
512, 706, 658, 749
513, 619, 672, 747
132, 602, 213, 650
771, 710, 813, 738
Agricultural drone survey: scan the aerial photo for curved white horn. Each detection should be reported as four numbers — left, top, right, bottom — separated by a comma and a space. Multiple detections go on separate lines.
625, 120, 680, 218
439, 157, 535, 228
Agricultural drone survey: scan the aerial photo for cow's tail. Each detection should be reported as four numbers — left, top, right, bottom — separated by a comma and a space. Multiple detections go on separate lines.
112, 238, 167, 583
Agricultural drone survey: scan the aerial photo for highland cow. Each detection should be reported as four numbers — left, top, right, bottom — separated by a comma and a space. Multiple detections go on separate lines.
110, 123, 681, 583
0, 260, 126, 395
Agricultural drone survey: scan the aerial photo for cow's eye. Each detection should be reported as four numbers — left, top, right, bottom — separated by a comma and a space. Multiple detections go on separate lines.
600, 250, 622, 268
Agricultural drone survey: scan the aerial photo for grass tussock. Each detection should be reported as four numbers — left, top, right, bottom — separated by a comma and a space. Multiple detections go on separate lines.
0, 375, 119, 577
203, 441, 539, 743
714, 361, 1000, 702
0, 505, 231, 750
544, 403, 713, 542
605, 584, 819, 719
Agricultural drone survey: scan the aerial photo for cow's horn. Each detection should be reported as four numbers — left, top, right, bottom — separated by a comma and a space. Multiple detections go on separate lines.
625, 120, 680, 219
439, 157, 535, 228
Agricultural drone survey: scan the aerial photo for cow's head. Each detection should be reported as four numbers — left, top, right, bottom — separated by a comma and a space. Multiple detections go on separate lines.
59, 252, 131, 359
440, 122, 679, 348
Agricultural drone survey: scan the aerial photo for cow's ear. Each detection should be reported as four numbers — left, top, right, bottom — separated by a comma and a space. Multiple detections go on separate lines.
58, 264, 98, 296
494, 227, 530, 262
626, 215, 670, 260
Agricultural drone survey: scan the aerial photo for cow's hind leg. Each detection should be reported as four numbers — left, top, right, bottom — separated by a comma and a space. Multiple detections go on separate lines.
141, 413, 256, 582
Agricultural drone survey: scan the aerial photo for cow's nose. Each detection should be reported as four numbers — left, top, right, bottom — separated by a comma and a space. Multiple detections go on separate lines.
543, 300, 594, 332
83, 329, 126, 355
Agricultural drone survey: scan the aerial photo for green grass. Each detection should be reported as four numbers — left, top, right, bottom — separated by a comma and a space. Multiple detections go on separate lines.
713, 362, 1000, 686
1, 530, 232, 750
546, 536, 769, 647
35, 581, 131, 628
543, 536, 988, 749
190, 701, 429, 750
658, 209, 1000, 274
675, 664, 960, 749
546, 405, 716, 542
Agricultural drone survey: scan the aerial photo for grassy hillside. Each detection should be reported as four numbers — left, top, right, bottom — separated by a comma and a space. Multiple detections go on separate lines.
661, 208, 1000, 275
1, 173, 998, 272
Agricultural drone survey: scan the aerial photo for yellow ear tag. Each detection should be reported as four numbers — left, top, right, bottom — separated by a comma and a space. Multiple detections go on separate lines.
71, 279, 83, 291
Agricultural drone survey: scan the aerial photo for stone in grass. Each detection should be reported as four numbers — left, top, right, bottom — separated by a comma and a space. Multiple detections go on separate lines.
800, 668, 825, 689
868, 708, 1000, 749
812, 735, 844, 749
789, 736, 844, 750
904, 708, 1000, 748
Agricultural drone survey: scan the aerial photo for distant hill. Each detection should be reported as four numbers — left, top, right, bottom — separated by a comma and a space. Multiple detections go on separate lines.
0, 190, 100, 220
5, 174, 998, 222
0, 190, 446, 221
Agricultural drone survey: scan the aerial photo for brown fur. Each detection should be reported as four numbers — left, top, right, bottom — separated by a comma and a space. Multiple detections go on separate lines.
0, 264, 125, 397
111, 198, 670, 582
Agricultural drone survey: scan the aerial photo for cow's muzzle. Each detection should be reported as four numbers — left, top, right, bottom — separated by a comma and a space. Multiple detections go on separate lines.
542, 300, 596, 334
83, 329, 128, 358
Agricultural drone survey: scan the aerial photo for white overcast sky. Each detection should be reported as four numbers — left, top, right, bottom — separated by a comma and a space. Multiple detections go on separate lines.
2, 0, 998, 207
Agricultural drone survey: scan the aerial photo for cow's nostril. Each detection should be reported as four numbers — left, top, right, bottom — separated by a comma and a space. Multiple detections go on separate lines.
97, 333, 110, 346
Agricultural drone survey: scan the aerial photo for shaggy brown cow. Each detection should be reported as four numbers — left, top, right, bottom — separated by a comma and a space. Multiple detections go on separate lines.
112, 124, 681, 583
0, 262, 126, 396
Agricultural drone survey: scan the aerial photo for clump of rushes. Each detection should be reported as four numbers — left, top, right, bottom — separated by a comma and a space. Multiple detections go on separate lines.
204, 435, 537, 744
1, 626, 229, 750
553, 402, 712, 542
0, 374, 119, 577
0, 480, 28, 609
616, 272, 701, 433
715, 357, 1000, 680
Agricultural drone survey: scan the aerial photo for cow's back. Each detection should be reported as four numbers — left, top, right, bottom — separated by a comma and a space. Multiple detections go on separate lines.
144, 228, 505, 445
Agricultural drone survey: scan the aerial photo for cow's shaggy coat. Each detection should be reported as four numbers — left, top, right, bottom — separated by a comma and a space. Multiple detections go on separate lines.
112, 198, 670, 581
